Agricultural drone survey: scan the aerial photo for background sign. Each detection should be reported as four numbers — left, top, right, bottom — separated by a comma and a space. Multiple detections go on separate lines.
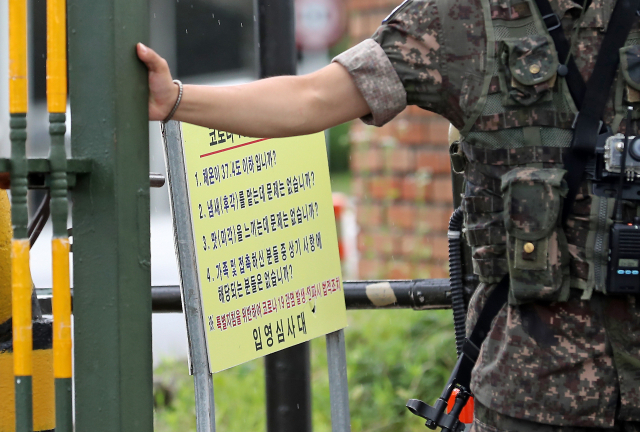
181, 124, 348, 372
295, 0, 346, 51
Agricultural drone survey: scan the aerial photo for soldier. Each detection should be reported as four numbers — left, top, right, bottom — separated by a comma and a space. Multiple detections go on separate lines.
138, 0, 640, 430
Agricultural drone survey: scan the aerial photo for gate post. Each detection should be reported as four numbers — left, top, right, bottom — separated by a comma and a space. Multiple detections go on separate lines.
255, 1, 313, 431
67, 0, 153, 430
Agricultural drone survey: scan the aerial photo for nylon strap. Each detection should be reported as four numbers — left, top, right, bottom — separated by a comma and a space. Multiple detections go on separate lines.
533, 0, 586, 108
456, 274, 509, 390
563, 0, 640, 221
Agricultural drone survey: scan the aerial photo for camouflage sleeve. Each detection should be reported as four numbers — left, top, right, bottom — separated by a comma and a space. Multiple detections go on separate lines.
332, 39, 407, 127
371, 0, 488, 129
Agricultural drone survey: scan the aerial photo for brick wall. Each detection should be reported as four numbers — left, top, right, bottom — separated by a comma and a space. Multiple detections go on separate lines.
346, 0, 454, 280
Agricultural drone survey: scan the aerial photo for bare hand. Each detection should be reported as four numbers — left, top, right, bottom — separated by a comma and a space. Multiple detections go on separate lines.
137, 43, 179, 121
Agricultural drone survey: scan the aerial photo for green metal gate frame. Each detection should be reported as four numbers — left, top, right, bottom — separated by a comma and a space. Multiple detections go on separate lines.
68, 0, 154, 430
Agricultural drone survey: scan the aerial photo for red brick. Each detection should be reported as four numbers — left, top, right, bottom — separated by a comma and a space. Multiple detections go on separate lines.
369, 176, 400, 200
357, 203, 384, 227
351, 176, 367, 198
432, 177, 454, 204
371, 231, 398, 255
405, 104, 436, 118
348, 0, 372, 11
397, 121, 429, 145
428, 236, 450, 261
400, 176, 434, 202
417, 206, 452, 233
400, 177, 419, 201
387, 147, 416, 173
359, 258, 385, 280
370, 118, 399, 142
357, 231, 373, 253
351, 147, 383, 173
413, 264, 432, 279
399, 235, 449, 261
416, 149, 451, 175
386, 261, 412, 279
387, 204, 417, 230
349, 14, 367, 41
370, 11, 389, 27
426, 118, 452, 146
429, 263, 450, 279
399, 235, 431, 260
413, 263, 449, 279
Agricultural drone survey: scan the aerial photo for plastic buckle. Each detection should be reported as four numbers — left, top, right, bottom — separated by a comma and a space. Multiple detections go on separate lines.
542, 13, 562, 32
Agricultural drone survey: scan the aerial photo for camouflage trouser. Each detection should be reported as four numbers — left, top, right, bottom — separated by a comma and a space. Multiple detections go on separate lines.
470, 401, 640, 432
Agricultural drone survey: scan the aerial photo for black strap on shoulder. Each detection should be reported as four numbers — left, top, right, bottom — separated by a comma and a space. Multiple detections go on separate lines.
563, 0, 640, 221
533, 0, 586, 109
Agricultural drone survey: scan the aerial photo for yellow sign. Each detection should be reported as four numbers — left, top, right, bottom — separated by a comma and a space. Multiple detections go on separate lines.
181, 124, 348, 372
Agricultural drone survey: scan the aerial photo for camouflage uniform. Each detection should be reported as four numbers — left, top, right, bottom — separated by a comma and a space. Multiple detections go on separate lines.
333, 0, 640, 430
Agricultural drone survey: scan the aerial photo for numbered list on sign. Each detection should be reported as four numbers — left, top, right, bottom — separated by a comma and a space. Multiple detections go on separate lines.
181, 125, 348, 372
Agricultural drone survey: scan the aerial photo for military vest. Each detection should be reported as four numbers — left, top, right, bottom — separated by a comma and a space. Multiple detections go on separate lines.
457, 0, 640, 302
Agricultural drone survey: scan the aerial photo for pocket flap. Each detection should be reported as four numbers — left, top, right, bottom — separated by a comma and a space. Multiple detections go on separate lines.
620, 45, 640, 91
503, 36, 559, 86
501, 167, 567, 241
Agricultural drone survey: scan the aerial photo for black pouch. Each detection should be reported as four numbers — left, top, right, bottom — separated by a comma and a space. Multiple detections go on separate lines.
501, 167, 571, 304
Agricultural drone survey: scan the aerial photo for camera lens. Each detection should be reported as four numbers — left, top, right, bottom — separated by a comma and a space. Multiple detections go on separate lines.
630, 138, 640, 161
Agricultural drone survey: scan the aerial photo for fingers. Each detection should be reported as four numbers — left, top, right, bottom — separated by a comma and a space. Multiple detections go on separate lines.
137, 43, 168, 74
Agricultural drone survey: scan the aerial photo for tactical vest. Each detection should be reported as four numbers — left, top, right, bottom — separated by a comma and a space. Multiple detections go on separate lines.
457, 0, 640, 303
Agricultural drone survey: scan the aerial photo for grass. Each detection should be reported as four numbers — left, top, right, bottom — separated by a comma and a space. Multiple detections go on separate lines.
330, 171, 352, 195
154, 308, 456, 432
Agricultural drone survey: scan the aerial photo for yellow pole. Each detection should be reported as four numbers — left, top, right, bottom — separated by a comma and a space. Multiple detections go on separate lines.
9, 0, 28, 114
47, 0, 67, 114
0, 189, 55, 432
10, 0, 32, 430
47, 0, 72, 429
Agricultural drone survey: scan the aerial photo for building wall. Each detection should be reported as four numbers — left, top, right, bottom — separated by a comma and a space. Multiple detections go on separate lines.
347, 0, 454, 280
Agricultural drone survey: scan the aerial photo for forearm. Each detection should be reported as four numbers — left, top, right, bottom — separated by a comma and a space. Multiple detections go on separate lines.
172, 63, 370, 138
174, 76, 316, 137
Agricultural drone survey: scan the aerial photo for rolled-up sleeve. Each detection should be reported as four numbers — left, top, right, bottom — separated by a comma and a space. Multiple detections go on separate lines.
334, 0, 487, 130
332, 39, 407, 127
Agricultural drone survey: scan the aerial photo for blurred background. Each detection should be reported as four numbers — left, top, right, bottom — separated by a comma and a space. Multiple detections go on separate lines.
0, 0, 456, 430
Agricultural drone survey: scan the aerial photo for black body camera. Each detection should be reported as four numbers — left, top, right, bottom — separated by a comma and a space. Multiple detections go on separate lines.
591, 132, 640, 295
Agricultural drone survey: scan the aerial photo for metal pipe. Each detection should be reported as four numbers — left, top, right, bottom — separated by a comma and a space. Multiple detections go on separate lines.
38, 280, 452, 314
9, 0, 33, 429
326, 329, 350, 432
47, 0, 73, 428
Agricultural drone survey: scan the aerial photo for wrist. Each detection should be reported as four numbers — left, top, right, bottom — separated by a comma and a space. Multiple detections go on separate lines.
163, 80, 183, 123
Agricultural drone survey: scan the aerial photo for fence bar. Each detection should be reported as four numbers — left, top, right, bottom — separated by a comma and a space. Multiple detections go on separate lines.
9, 0, 32, 430
47, 0, 72, 429
38, 279, 453, 314
68, 0, 153, 429
326, 330, 351, 432
337, 279, 451, 310
254, 0, 313, 430
162, 121, 216, 432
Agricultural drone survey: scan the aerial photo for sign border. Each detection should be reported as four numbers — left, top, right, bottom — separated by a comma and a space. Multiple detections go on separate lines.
161, 121, 216, 430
